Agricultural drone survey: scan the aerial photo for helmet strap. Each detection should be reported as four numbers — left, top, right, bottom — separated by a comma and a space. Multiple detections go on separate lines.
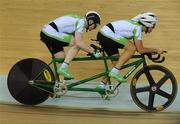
86, 21, 90, 32
86, 20, 97, 32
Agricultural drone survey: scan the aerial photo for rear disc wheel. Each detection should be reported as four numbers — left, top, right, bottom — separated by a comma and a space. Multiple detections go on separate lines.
7, 58, 55, 105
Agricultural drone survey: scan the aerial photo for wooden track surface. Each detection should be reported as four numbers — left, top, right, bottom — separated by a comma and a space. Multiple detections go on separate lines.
0, 104, 180, 124
0, 0, 180, 123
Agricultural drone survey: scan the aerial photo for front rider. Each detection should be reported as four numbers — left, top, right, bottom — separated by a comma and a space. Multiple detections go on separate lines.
96, 12, 165, 90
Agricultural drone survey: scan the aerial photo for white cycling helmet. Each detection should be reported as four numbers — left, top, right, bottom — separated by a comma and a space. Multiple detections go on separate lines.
132, 12, 158, 28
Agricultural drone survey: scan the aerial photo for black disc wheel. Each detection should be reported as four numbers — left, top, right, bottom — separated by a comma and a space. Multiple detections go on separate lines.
7, 58, 55, 105
130, 65, 177, 112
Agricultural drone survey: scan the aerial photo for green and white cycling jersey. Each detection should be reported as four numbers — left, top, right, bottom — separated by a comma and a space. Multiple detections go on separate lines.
100, 20, 142, 45
42, 14, 87, 44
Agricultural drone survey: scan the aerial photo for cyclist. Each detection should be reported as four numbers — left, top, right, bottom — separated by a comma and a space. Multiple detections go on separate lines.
96, 12, 165, 89
40, 11, 102, 79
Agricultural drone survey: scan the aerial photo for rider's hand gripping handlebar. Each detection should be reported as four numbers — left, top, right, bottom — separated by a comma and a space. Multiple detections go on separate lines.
87, 44, 105, 57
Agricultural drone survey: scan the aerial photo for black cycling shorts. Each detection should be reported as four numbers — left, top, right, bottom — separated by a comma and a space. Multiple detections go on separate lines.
97, 32, 125, 56
40, 31, 69, 55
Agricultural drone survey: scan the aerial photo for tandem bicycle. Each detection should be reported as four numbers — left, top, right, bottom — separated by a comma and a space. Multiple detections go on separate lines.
7, 44, 177, 112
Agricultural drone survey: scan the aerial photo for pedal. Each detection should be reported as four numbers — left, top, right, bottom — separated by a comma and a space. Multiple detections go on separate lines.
51, 93, 61, 99
102, 94, 110, 100
105, 85, 119, 97
53, 81, 67, 97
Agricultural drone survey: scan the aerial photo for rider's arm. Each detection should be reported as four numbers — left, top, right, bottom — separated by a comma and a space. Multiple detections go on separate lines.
134, 40, 157, 54
133, 26, 163, 54
74, 31, 94, 53
133, 26, 156, 54
73, 19, 94, 53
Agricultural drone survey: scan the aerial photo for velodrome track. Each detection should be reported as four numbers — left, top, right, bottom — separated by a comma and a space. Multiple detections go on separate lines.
0, 0, 180, 123
1, 75, 180, 124
0, 104, 180, 124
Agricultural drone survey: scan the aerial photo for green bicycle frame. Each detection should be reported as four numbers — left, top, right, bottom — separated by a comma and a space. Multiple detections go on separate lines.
31, 54, 146, 93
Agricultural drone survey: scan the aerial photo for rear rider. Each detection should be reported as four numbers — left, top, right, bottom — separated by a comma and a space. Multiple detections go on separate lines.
40, 11, 102, 79
96, 12, 165, 89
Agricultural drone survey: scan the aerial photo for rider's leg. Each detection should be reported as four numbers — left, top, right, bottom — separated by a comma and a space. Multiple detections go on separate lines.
54, 51, 70, 80
115, 41, 136, 68
96, 60, 117, 90
63, 45, 80, 64
54, 51, 65, 58
57, 45, 80, 79
54, 51, 65, 67
109, 41, 136, 82
101, 60, 118, 84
